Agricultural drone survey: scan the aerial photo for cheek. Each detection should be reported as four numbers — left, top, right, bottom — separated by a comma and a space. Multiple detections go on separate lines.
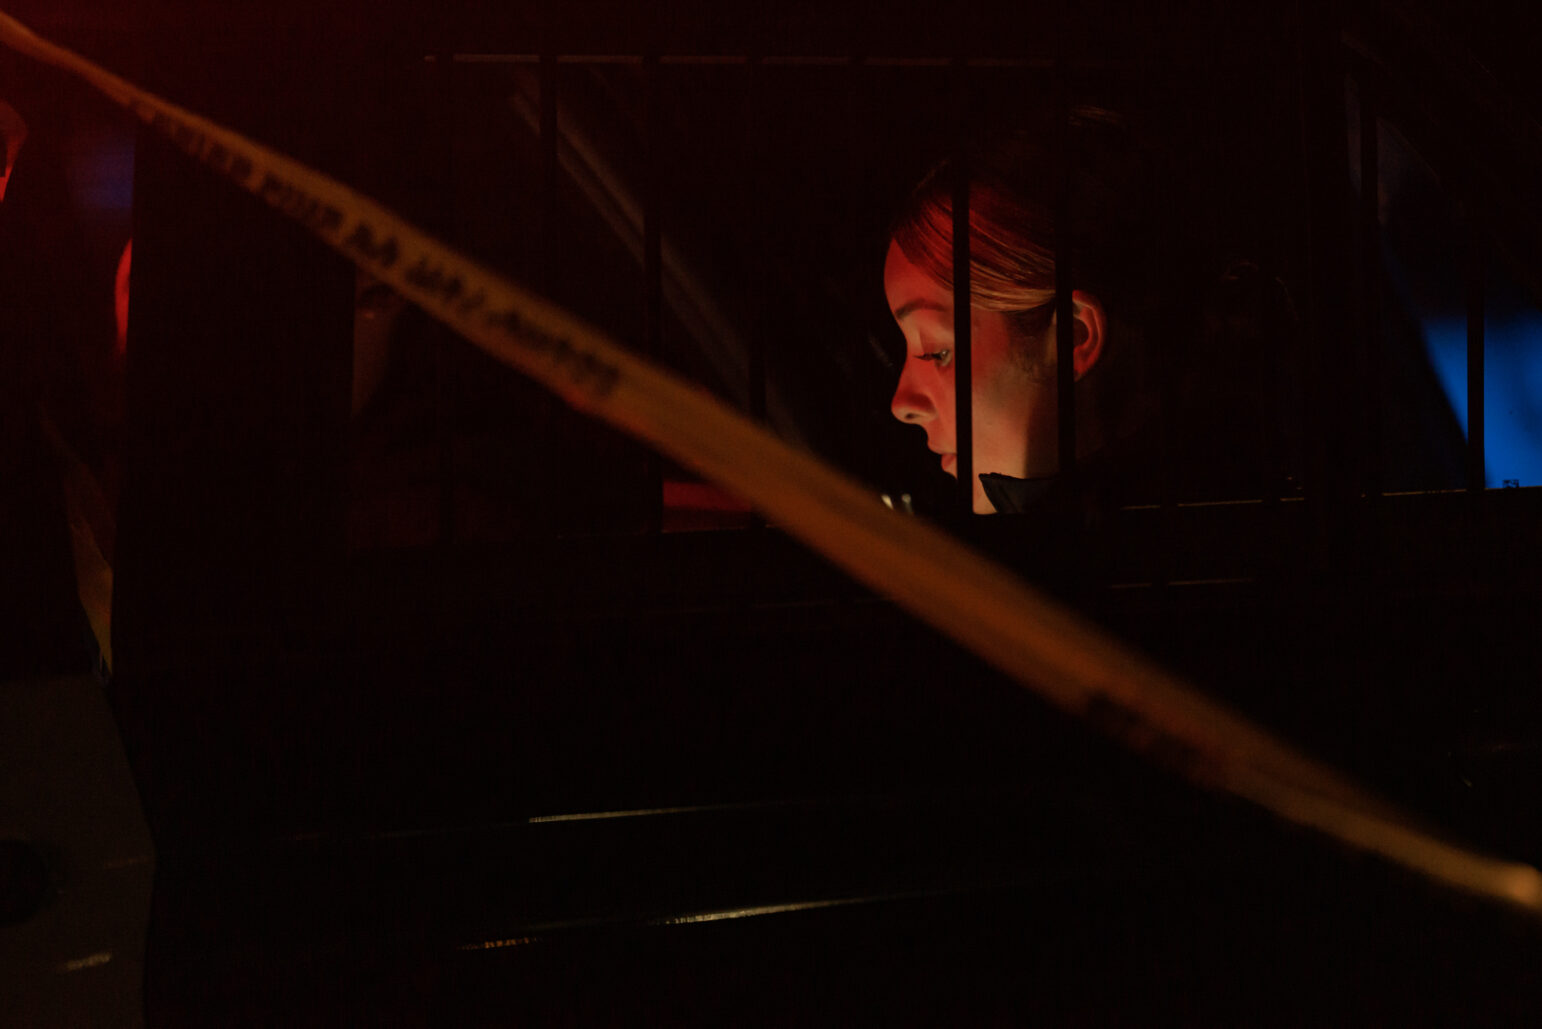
973, 378, 1033, 445
969, 352, 1047, 469
934, 374, 957, 418
969, 326, 1027, 418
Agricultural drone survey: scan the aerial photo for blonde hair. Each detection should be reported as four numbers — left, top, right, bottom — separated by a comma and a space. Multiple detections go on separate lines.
890, 131, 1133, 354
890, 128, 1157, 437
892, 156, 1055, 312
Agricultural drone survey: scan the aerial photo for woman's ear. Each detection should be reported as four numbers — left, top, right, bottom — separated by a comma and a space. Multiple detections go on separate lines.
1070, 289, 1106, 380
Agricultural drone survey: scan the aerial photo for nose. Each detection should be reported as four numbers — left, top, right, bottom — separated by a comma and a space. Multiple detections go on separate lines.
890, 359, 937, 424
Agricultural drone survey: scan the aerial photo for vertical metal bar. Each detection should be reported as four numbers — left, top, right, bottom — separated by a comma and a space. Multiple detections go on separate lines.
951, 60, 973, 514
1467, 218, 1486, 491
743, 56, 768, 532
1294, 1, 1355, 573
432, 51, 456, 547
643, 54, 664, 531
1359, 85, 1382, 498
1055, 75, 1076, 478
539, 53, 558, 296
434, 317, 455, 546
951, 139, 973, 511
746, 56, 767, 424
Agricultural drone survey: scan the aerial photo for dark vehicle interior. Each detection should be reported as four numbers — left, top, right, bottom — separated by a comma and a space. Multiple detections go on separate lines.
4, 0, 1542, 1023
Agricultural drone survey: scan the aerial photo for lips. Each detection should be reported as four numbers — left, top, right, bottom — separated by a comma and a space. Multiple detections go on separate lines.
940, 453, 957, 475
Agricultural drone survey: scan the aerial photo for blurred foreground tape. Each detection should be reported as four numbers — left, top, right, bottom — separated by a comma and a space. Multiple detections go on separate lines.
3, 8, 1538, 914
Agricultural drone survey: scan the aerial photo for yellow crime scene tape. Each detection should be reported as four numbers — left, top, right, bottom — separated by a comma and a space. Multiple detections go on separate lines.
5, 9, 1539, 914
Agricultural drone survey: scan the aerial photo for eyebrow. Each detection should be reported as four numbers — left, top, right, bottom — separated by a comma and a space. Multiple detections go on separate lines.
891, 298, 950, 321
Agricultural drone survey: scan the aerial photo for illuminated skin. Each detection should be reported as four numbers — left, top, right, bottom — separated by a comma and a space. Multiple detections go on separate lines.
0, 99, 26, 203
885, 239, 1104, 513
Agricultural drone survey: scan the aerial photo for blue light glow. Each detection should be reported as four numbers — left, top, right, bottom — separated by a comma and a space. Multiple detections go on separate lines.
1422, 312, 1542, 487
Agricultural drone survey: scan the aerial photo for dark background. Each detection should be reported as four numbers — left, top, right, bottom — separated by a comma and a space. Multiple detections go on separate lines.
5, 0, 1542, 1023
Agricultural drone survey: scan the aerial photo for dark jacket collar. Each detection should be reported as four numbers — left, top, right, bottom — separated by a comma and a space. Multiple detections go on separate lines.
978, 472, 1057, 515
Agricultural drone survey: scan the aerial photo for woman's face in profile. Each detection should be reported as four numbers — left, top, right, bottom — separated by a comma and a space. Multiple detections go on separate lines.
885, 239, 1057, 512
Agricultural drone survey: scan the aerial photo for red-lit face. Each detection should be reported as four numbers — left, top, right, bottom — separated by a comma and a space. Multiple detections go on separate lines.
885, 240, 1057, 512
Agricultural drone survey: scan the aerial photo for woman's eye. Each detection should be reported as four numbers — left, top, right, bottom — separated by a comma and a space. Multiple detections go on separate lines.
918, 348, 952, 368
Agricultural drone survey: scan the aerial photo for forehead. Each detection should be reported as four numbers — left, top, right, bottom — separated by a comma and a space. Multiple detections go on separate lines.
883, 239, 952, 317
